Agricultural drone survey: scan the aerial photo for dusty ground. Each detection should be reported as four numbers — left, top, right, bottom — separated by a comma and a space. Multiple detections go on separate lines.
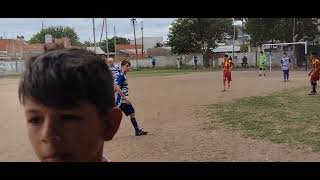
1, 70, 320, 162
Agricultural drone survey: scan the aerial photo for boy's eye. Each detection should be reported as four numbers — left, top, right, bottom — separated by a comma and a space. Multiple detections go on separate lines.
28, 117, 42, 125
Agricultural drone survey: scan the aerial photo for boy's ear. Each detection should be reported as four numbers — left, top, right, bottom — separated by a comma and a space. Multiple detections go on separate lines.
104, 107, 122, 141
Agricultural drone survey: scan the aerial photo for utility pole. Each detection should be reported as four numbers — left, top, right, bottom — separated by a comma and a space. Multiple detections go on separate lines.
293, 18, 296, 66
141, 21, 144, 58
105, 18, 109, 58
232, 20, 236, 61
100, 18, 105, 43
131, 18, 138, 69
92, 18, 96, 53
114, 26, 116, 58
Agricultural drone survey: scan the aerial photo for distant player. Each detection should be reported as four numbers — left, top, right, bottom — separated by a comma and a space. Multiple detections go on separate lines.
105, 57, 121, 106
222, 55, 233, 92
308, 52, 320, 95
193, 55, 198, 69
258, 51, 267, 76
105, 57, 120, 86
115, 60, 148, 136
280, 52, 291, 82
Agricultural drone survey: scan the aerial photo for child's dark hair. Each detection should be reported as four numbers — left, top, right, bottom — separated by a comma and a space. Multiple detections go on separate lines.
18, 48, 115, 116
260, 51, 264, 53
224, 54, 228, 58
121, 60, 131, 67
311, 52, 318, 56
283, 52, 287, 55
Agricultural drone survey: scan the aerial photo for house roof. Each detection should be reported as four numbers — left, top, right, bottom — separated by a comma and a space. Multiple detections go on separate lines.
119, 49, 143, 54
86, 47, 106, 55
116, 44, 143, 50
211, 45, 241, 53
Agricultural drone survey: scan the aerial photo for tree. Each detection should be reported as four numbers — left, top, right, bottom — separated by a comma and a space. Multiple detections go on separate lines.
167, 18, 233, 67
244, 18, 320, 46
97, 36, 130, 53
29, 26, 80, 45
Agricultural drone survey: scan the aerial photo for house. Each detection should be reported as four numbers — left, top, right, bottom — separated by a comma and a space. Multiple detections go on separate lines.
130, 37, 163, 51
0, 37, 74, 60
210, 45, 241, 53
86, 47, 106, 55
115, 44, 147, 59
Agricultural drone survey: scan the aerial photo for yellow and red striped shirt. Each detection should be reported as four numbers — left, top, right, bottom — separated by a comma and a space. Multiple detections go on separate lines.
222, 58, 233, 72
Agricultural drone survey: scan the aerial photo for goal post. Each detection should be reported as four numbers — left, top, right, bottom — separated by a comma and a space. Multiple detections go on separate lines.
262, 41, 308, 71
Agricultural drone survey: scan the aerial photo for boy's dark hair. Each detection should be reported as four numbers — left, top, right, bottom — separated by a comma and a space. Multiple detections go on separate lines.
121, 60, 131, 67
283, 52, 287, 55
311, 52, 318, 56
260, 51, 264, 54
228, 57, 233, 61
224, 54, 228, 58
18, 48, 115, 116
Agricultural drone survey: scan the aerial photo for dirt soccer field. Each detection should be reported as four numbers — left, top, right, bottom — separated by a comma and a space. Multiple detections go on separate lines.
1, 70, 320, 162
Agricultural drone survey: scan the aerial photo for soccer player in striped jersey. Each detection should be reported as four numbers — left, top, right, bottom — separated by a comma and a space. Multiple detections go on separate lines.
222, 55, 233, 92
308, 52, 320, 95
280, 52, 291, 82
115, 60, 148, 136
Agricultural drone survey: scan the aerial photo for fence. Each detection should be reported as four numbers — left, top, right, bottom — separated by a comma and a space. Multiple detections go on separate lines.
0, 60, 25, 74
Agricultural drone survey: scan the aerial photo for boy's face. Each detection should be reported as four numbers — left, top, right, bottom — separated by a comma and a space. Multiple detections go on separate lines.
122, 63, 130, 73
23, 97, 122, 162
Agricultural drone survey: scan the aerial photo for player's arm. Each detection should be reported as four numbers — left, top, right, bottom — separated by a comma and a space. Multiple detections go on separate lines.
289, 59, 292, 70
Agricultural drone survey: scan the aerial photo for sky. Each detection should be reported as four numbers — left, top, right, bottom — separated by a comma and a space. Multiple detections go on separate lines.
0, 18, 175, 43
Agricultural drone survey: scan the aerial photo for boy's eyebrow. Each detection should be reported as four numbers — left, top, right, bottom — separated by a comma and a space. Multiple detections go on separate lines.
26, 109, 40, 114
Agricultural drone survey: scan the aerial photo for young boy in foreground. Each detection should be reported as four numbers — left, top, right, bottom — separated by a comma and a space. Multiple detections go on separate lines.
18, 47, 122, 162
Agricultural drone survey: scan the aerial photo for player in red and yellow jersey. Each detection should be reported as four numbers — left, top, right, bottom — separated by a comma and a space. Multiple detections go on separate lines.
222, 55, 234, 92
308, 52, 320, 95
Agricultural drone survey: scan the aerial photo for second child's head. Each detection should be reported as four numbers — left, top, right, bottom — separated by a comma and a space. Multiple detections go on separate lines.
224, 54, 229, 60
121, 60, 131, 73
18, 48, 122, 162
283, 52, 287, 57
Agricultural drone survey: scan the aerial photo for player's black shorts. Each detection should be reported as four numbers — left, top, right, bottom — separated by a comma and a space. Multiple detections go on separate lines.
120, 103, 135, 116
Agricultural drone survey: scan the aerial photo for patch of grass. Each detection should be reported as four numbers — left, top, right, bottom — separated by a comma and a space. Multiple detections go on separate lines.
128, 67, 212, 77
207, 87, 320, 152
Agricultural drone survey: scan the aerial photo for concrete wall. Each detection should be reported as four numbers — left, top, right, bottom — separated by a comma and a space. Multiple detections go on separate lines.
0, 60, 25, 73
117, 53, 204, 68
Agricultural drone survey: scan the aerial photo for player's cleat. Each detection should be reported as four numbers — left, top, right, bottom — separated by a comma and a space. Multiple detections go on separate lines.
308, 91, 317, 95
135, 129, 148, 136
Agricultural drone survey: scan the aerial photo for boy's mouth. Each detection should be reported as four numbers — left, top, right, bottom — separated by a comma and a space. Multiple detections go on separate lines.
43, 153, 72, 162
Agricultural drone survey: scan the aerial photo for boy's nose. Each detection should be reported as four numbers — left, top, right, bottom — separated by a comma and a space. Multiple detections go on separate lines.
41, 119, 62, 144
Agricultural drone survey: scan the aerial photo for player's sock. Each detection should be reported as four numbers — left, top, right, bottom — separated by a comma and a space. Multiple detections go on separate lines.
130, 118, 140, 132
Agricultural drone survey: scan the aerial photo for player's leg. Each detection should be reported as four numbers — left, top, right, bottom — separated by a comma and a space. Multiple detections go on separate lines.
259, 68, 262, 76
286, 70, 289, 81
125, 104, 147, 136
309, 80, 317, 95
282, 70, 286, 81
222, 73, 226, 91
228, 72, 231, 90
